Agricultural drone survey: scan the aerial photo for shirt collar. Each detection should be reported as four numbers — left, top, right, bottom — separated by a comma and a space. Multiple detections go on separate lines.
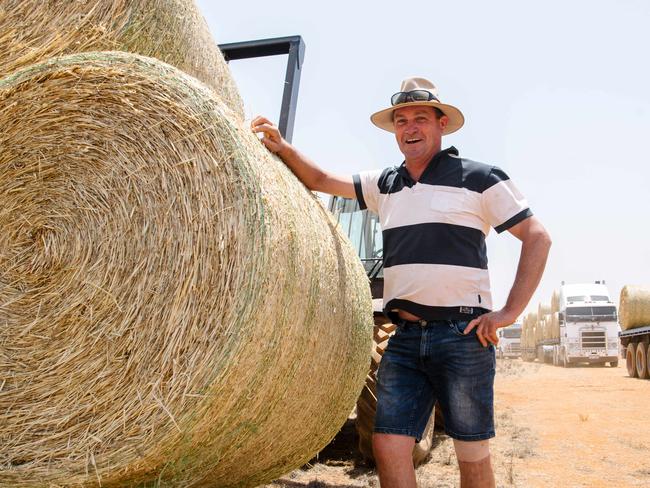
396, 146, 459, 185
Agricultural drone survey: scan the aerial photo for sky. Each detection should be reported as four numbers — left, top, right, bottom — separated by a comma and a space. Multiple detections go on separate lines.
196, 0, 650, 318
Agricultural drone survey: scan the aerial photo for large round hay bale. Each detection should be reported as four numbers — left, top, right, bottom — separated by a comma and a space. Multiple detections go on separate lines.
0, 0, 243, 117
0, 52, 372, 487
619, 285, 650, 331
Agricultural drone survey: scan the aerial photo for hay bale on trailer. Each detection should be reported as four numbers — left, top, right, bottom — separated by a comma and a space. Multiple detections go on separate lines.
550, 289, 560, 314
0, 52, 372, 487
0, 0, 243, 117
619, 285, 650, 331
537, 302, 551, 320
550, 311, 560, 340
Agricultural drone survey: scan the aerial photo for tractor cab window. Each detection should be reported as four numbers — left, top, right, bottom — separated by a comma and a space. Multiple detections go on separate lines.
329, 196, 383, 277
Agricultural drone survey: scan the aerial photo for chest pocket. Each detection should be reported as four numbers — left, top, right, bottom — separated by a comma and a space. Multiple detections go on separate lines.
430, 187, 466, 213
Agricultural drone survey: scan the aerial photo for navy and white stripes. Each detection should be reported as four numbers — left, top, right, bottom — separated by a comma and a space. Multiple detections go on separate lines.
354, 146, 532, 321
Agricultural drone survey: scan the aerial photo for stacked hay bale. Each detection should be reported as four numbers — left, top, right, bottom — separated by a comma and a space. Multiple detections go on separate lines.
550, 289, 560, 314
521, 315, 530, 349
0, 7, 373, 488
619, 285, 650, 331
0, 0, 243, 117
535, 315, 545, 344
537, 303, 551, 323
521, 312, 537, 351
549, 312, 560, 340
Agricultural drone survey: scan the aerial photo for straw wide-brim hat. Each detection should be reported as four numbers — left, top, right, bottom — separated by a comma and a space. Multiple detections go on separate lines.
370, 77, 465, 135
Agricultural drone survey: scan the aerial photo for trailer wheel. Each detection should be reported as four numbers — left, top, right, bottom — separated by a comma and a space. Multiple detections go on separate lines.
636, 343, 649, 380
646, 344, 650, 378
609, 361, 618, 368
626, 343, 637, 377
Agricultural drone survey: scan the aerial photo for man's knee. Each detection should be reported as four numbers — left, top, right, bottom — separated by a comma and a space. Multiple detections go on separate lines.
454, 440, 494, 488
372, 433, 415, 461
453, 439, 490, 462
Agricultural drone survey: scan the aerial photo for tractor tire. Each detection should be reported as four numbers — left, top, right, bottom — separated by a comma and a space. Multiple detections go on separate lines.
356, 318, 437, 466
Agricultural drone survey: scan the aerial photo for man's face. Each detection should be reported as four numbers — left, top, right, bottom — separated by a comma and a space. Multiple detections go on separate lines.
393, 106, 448, 162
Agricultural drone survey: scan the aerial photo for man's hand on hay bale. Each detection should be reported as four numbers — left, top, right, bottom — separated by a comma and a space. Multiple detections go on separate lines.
251, 116, 288, 155
464, 309, 517, 347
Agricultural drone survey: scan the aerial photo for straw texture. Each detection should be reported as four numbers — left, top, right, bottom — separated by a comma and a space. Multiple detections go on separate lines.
619, 285, 650, 331
0, 52, 372, 487
0, 0, 243, 118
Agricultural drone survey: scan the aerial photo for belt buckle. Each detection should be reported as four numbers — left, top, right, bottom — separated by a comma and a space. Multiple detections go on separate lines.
418, 319, 428, 327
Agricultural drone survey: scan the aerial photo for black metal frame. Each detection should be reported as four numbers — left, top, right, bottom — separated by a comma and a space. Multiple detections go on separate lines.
218, 36, 305, 143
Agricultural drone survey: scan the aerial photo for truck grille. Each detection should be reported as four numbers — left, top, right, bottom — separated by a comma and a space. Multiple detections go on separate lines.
581, 330, 606, 348
508, 343, 521, 353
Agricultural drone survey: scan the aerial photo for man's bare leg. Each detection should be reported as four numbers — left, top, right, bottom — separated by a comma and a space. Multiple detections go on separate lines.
454, 439, 495, 488
372, 433, 416, 488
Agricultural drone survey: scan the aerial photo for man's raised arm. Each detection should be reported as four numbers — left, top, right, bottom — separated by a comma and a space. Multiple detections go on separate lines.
251, 116, 355, 199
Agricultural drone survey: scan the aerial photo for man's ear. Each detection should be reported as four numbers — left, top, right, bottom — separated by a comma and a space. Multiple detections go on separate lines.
439, 115, 449, 131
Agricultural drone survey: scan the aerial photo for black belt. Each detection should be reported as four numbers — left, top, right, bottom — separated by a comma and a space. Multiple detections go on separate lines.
396, 318, 448, 328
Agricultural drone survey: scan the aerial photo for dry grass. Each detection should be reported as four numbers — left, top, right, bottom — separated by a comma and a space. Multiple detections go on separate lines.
264, 373, 538, 488
0, 52, 373, 487
0, 0, 243, 117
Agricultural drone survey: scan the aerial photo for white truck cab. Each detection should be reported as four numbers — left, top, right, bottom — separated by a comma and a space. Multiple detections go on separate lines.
496, 322, 522, 359
555, 282, 619, 367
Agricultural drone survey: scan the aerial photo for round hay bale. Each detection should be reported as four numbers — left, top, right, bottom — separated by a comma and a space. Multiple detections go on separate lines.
0, 0, 243, 117
544, 313, 553, 341
521, 318, 528, 348
535, 318, 545, 344
550, 289, 560, 313
550, 312, 560, 340
537, 303, 551, 320
522, 312, 538, 349
0, 52, 372, 487
619, 285, 650, 331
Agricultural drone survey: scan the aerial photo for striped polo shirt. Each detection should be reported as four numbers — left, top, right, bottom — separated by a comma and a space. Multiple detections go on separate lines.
353, 146, 532, 321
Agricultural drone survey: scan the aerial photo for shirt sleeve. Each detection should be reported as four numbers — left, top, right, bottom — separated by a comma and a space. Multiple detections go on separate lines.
352, 170, 383, 214
480, 166, 533, 233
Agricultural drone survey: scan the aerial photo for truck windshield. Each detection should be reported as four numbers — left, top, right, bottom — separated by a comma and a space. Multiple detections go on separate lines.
565, 306, 617, 321
567, 295, 610, 302
502, 328, 521, 339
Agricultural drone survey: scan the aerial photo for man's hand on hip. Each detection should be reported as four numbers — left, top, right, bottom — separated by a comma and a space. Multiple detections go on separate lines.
464, 309, 517, 347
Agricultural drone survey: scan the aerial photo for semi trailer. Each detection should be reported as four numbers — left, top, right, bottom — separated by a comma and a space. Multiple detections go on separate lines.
618, 285, 650, 379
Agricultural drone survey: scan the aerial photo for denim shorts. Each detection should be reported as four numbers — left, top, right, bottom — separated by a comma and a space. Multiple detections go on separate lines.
374, 319, 496, 442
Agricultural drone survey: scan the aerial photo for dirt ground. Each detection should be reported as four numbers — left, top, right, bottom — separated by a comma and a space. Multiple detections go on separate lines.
262, 357, 650, 488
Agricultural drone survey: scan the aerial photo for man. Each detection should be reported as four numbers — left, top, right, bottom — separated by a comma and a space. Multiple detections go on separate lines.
251, 77, 551, 488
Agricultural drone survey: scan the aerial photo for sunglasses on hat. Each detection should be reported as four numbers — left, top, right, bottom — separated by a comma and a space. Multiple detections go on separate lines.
390, 89, 440, 106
